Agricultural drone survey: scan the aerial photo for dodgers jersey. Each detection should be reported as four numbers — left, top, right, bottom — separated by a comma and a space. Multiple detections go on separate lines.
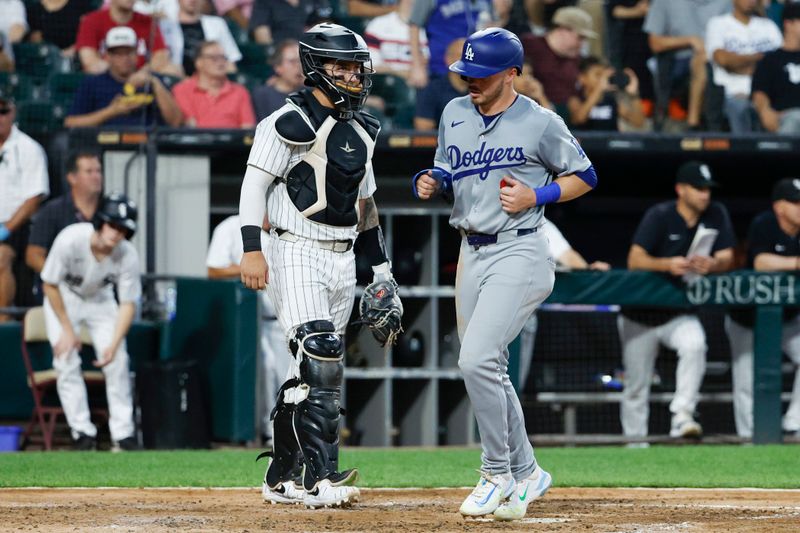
247, 102, 378, 242
41, 223, 142, 304
434, 95, 591, 234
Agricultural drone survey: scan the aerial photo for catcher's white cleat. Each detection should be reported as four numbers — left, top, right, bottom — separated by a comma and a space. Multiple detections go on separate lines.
459, 471, 515, 517
262, 480, 305, 505
492, 465, 552, 521
303, 479, 360, 509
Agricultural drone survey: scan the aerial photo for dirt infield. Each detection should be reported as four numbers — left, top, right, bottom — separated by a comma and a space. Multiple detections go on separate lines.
1, 487, 799, 532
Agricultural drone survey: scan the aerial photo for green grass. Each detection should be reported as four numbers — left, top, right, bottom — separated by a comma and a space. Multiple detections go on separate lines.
0, 446, 798, 488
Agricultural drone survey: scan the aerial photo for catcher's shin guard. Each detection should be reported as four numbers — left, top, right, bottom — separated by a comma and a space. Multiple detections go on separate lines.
290, 320, 357, 490
257, 378, 304, 487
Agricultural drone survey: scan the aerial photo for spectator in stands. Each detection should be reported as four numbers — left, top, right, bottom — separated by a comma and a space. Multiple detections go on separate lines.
726, 178, 800, 439
26, 150, 102, 275
65, 27, 183, 127
0, 0, 27, 68
249, 0, 331, 46
1, 0, 27, 46
752, 3, 800, 134
608, 1, 655, 106
619, 161, 736, 443
517, 217, 610, 389
407, 0, 493, 91
567, 56, 646, 131
513, 61, 554, 111
364, 0, 427, 79
26, 0, 94, 57
0, 88, 49, 321
206, 214, 287, 446
172, 41, 255, 127
251, 39, 303, 122
413, 37, 467, 130
101, 0, 183, 20
347, 0, 396, 19
75, 0, 178, 75
521, 7, 597, 109
160, 0, 242, 76
644, 0, 730, 130
214, 0, 253, 30
706, 0, 782, 133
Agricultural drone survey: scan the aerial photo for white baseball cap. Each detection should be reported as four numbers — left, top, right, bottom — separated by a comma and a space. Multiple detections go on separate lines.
105, 26, 137, 49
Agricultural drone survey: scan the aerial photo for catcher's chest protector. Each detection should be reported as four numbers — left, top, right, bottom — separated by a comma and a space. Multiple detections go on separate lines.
277, 90, 379, 227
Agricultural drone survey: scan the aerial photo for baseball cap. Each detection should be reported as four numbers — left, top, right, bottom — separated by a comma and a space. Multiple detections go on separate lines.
552, 7, 598, 39
105, 26, 137, 50
675, 161, 719, 188
783, 3, 800, 24
772, 178, 800, 202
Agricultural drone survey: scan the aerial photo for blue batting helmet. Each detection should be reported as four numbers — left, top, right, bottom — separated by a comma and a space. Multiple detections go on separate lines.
449, 27, 523, 79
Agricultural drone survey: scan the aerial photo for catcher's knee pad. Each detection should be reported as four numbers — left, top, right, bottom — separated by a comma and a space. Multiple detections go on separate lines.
259, 379, 304, 487
289, 320, 352, 490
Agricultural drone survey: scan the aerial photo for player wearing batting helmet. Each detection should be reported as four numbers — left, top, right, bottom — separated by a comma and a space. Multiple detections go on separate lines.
40, 192, 141, 452
413, 26, 598, 520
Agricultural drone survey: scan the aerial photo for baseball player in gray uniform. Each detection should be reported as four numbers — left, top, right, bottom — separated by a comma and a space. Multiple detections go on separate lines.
238, 23, 401, 509
40, 193, 141, 451
414, 28, 598, 520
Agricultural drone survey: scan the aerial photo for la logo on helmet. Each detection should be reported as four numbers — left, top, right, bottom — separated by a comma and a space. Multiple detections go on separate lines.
465, 43, 474, 61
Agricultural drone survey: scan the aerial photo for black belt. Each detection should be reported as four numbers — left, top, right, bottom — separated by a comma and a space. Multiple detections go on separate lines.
462, 227, 538, 247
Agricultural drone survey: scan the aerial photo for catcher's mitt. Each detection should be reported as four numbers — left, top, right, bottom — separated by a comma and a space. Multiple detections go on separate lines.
359, 280, 403, 346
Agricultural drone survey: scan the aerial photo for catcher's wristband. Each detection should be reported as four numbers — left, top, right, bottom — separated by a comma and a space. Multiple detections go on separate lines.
411, 167, 452, 199
356, 226, 389, 267
241, 225, 262, 253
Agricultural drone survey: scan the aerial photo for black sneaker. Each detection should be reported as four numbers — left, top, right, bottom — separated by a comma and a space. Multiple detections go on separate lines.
73, 433, 97, 451
112, 436, 141, 452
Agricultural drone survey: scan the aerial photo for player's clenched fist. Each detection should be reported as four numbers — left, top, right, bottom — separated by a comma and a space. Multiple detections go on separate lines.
416, 171, 440, 200
241, 250, 269, 290
499, 176, 536, 213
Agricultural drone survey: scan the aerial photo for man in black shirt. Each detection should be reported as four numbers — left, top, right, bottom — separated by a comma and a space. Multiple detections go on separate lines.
619, 161, 736, 442
25, 150, 103, 275
751, 4, 800, 134
725, 178, 800, 438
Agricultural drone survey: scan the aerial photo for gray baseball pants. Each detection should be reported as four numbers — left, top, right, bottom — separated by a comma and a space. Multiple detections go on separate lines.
455, 230, 554, 480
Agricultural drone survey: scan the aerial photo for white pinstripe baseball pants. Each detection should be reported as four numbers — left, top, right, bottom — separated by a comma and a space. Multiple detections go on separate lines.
264, 233, 356, 342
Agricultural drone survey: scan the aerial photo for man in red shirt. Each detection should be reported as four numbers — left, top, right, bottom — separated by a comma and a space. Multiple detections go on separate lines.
172, 41, 255, 128
521, 6, 597, 107
75, 0, 180, 75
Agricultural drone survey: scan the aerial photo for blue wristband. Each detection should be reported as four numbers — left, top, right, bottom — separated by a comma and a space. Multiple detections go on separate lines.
533, 182, 561, 206
412, 168, 452, 199
0, 224, 9, 242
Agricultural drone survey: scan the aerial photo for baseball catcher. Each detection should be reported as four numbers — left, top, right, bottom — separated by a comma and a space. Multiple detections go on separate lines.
240, 23, 403, 509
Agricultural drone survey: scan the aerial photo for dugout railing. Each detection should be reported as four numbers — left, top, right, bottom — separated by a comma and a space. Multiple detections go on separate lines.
537, 270, 796, 444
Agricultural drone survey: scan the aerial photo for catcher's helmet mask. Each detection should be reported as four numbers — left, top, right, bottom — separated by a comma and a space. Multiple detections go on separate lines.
449, 27, 524, 80
93, 192, 138, 239
300, 23, 374, 119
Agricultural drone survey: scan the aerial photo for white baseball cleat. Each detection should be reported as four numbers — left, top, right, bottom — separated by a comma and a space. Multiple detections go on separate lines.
303, 479, 360, 509
262, 480, 305, 505
459, 471, 515, 517
670, 412, 702, 438
492, 466, 552, 521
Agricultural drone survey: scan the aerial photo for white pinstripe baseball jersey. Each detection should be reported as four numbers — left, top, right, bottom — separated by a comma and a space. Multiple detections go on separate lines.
247, 103, 377, 242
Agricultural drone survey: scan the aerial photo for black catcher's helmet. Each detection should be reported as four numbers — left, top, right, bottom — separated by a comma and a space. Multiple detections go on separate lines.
299, 23, 373, 119
93, 192, 138, 238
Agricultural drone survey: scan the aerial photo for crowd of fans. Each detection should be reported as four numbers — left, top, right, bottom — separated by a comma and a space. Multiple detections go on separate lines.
0, 0, 798, 133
